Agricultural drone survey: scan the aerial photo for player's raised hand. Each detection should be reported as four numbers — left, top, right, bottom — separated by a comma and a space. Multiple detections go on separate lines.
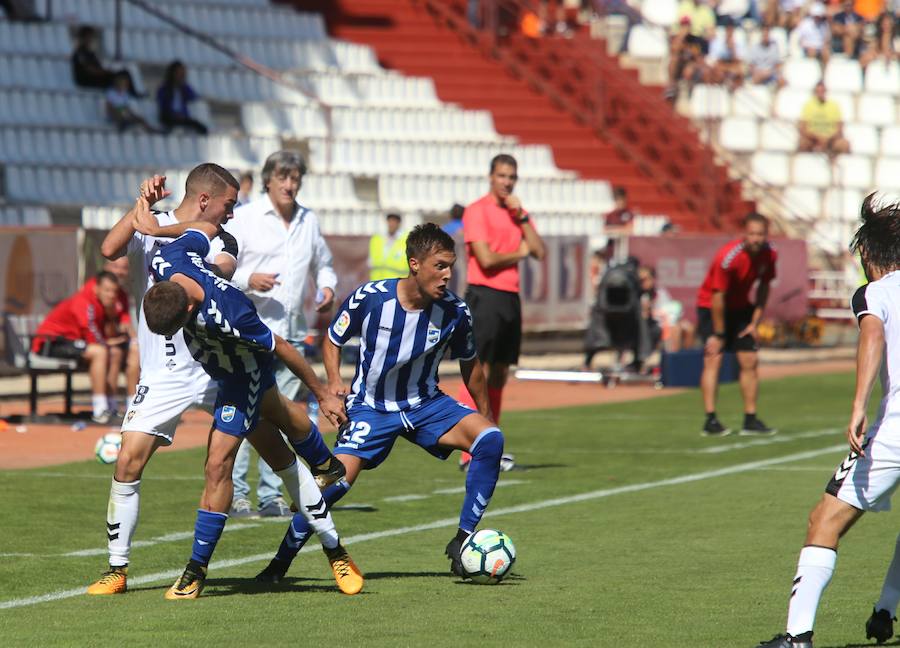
505, 194, 523, 215
139, 175, 171, 206
847, 408, 867, 456
317, 392, 347, 427
131, 196, 160, 236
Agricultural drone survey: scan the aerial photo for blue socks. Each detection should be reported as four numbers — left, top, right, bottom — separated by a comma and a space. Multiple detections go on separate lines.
459, 427, 504, 533
274, 479, 351, 563
190, 509, 228, 566
290, 422, 332, 467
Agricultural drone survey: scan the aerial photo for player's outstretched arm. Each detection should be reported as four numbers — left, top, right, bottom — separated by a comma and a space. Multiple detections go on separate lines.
847, 315, 885, 455
322, 338, 348, 397
274, 335, 347, 426
460, 357, 494, 422
100, 175, 171, 259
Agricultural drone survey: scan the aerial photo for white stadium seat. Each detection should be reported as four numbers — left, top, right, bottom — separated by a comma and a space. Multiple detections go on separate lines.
865, 60, 900, 95
751, 151, 789, 186
627, 25, 668, 58
774, 88, 810, 121
731, 85, 773, 118
783, 59, 821, 90
875, 158, 900, 191
823, 188, 863, 222
760, 120, 798, 152
824, 58, 863, 94
690, 84, 730, 119
640, 0, 678, 26
858, 94, 896, 127
719, 117, 758, 152
792, 153, 831, 188
782, 186, 821, 219
844, 123, 878, 156
834, 155, 873, 190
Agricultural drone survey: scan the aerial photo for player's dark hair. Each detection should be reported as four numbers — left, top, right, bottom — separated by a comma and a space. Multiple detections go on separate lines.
184, 163, 239, 198
143, 282, 190, 336
613, 186, 627, 199
261, 150, 307, 190
743, 212, 768, 228
95, 270, 119, 286
489, 154, 518, 174
450, 203, 464, 220
406, 223, 455, 261
851, 193, 900, 272
386, 212, 402, 221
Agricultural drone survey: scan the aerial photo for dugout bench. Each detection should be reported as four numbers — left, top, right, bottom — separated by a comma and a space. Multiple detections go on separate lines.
3, 313, 78, 420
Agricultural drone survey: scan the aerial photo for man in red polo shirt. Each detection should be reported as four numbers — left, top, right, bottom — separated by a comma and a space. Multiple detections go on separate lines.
33, 270, 125, 423
697, 212, 777, 437
458, 153, 546, 468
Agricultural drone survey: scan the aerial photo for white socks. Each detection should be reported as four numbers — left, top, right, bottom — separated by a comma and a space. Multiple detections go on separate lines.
107, 479, 141, 568
786, 546, 837, 636
92, 394, 109, 418
276, 459, 339, 549
876, 533, 900, 614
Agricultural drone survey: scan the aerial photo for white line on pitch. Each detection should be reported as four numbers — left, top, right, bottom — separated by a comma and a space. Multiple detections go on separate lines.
0, 443, 846, 611
696, 428, 842, 454
383, 479, 527, 503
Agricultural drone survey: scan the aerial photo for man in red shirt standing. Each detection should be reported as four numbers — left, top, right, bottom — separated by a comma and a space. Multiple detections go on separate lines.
458, 154, 546, 467
696, 212, 777, 437
32, 271, 124, 423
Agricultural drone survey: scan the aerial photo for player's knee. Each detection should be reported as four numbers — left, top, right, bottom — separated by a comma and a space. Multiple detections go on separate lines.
471, 427, 504, 460
115, 446, 147, 481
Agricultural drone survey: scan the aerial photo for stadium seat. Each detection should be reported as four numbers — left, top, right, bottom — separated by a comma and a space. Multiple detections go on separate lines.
823, 188, 863, 222
719, 117, 758, 152
875, 158, 900, 191
731, 85, 773, 118
880, 126, 900, 156
782, 186, 821, 219
640, 0, 678, 27
864, 59, 900, 95
824, 58, 863, 94
774, 88, 811, 121
627, 25, 668, 59
751, 151, 789, 186
844, 123, 878, 156
783, 59, 822, 90
792, 153, 831, 188
834, 155, 872, 190
760, 120, 798, 152
690, 85, 730, 119
830, 92, 856, 123
858, 94, 896, 126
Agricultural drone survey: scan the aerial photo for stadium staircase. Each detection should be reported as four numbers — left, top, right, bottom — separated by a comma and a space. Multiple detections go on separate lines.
288, 0, 754, 231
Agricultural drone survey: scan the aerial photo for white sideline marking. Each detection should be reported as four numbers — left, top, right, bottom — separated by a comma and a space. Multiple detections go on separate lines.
383, 479, 527, 503
0, 443, 845, 611
697, 428, 841, 454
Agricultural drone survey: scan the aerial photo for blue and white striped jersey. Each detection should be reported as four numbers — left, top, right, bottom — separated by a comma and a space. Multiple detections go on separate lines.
328, 279, 477, 412
150, 229, 275, 381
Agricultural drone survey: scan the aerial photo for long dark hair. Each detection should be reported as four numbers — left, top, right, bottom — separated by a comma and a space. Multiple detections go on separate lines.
850, 193, 900, 272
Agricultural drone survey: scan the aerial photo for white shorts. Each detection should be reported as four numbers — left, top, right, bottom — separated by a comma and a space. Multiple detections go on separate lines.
120, 369, 217, 445
826, 426, 900, 512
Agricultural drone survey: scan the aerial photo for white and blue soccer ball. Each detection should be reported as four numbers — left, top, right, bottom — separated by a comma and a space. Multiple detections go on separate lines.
459, 529, 516, 584
94, 432, 122, 464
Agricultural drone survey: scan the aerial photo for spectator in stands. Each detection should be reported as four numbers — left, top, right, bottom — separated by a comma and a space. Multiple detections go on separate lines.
368, 212, 409, 280
32, 271, 124, 424
442, 203, 465, 237
716, 0, 762, 25
859, 11, 897, 68
156, 60, 208, 135
0, 0, 40, 21
604, 186, 635, 234
678, 0, 717, 53
764, 0, 804, 29
71, 25, 141, 97
799, 81, 851, 155
707, 19, 747, 90
238, 172, 254, 205
855, 0, 887, 21
638, 265, 695, 353
667, 16, 707, 101
105, 72, 157, 133
830, 0, 865, 58
747, 24, 785, 86
795, 3, 831, 63
84, 257, 140, 406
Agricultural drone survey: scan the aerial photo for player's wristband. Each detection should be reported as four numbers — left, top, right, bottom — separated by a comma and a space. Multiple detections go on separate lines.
518, 214, 530, 224
712, 332, 726, 339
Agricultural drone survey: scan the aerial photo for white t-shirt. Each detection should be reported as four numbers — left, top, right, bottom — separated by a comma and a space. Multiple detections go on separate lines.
852, 272, 900, 427
126, 210, 229, 377
795, 17, 829, 52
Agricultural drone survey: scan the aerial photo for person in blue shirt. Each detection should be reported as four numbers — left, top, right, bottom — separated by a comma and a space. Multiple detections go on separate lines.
135, 208, 363, 598
256, 222, 505, 582
156, 60, 207, 135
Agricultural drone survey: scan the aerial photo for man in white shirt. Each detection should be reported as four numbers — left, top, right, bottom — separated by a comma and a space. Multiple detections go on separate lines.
224, 150, 337, 517
748, 25, 784, 86
795, 2, 830, 63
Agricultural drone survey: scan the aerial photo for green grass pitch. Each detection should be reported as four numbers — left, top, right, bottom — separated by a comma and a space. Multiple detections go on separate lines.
0, 371, 895, 647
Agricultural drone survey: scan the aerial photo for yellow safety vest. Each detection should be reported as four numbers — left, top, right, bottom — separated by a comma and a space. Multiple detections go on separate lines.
369, 233, 409, 281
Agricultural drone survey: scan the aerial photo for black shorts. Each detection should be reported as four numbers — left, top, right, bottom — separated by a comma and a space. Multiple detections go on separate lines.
464, 284, 522, 365
37, 337, 87, 360
696, 306, 758, 352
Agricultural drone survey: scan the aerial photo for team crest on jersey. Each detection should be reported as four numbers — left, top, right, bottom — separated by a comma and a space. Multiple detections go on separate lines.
427, 323, 441, 345
221, 405, 237, 423
334, 310, 351, 336
124, 410, 137, 424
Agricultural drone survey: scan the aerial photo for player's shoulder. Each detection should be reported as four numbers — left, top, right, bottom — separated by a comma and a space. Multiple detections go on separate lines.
345, 279, 393, 311
441, 289, 471, 317
852, 280, 891, 321
718, 239, 745, 269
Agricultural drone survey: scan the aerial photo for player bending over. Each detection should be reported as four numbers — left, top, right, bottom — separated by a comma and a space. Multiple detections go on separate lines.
755, 195, 900, 647
139, 214, 362, 598
87, 169, 344, 595
255, 222, 505, 583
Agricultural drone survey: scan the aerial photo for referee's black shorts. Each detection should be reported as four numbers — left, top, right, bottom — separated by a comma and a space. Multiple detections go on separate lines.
696, 306, 758, 352
464, 284, 522, 365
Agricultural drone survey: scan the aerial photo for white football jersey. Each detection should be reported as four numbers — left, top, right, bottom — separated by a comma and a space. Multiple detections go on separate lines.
126, 211, 228, 377
852, 272, 900, 427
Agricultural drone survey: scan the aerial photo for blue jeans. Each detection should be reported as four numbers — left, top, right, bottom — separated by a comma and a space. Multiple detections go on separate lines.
231, 340, 308, 508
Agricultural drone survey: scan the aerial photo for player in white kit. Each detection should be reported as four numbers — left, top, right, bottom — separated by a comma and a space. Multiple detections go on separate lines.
87, 166, 241, 594
756, 196, 900, 647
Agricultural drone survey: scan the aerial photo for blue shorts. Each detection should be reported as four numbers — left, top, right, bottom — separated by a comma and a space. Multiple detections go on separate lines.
335, 394, 476, 469
213, 366, 276, 437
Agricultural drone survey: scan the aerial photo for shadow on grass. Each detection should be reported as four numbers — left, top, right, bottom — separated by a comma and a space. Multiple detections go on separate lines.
820, 641, 900, 648
507, 463, 567, 472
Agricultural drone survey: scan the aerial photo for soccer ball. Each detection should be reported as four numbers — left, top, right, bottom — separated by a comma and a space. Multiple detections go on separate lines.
459, 529, 516, 584
94, 432, 122, 464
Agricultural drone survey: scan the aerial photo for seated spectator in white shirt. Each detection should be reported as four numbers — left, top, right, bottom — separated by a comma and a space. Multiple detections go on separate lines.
105, 72, 157, 133
707, 21, 746, 90
747, 25, 785, 86
764, 0, 803, 30
795, 2, 831, 63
